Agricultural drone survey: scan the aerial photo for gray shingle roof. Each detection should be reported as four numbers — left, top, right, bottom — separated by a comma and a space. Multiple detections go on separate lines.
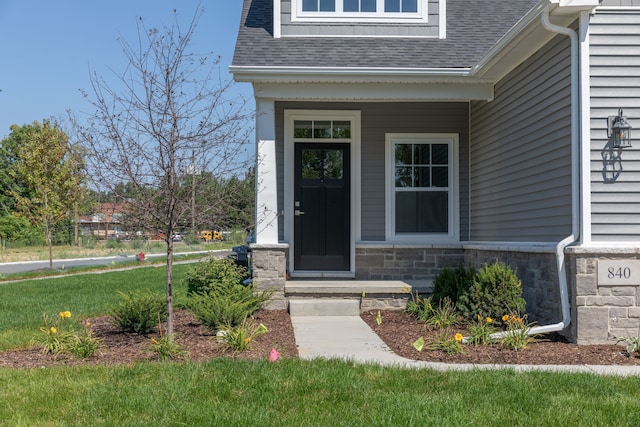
232, 0, 540, 69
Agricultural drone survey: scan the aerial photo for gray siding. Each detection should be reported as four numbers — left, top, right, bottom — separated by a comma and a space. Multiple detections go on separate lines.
275, 101, 470, 242
590, 7, 640, 242
469, 33, 573, 241
279, 0, 440, 37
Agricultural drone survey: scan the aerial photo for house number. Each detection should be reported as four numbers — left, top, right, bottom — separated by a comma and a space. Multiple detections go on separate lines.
598, 260, 640, 285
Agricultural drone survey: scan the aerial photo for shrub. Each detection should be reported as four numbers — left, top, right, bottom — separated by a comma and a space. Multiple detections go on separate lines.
456, 261, 526, 323
109, 290, 167, 334
187, 285, 273, 331
431, 264, 476, 306
184, 258, 247, 295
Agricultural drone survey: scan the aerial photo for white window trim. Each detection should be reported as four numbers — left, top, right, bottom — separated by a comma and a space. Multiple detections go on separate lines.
284, 110, 362, 276
385, 133, 459, 243
291, 0, 429, 23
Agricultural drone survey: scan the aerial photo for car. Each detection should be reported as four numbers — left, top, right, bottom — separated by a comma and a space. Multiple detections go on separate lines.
171, 233, 183, 242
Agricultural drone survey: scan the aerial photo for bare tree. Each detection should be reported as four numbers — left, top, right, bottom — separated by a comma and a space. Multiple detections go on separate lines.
77, 7, 252, 335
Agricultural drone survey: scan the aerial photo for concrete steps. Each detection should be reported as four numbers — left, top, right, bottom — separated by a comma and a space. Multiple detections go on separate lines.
286, 279, 433, 316
288, 298, 360, 316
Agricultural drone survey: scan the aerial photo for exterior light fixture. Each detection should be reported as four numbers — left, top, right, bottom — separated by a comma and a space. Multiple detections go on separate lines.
608, 108, 632, 148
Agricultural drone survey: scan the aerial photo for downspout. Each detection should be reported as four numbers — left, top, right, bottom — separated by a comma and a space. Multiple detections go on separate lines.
487, 8, 581, 341
531, 8, 581, 335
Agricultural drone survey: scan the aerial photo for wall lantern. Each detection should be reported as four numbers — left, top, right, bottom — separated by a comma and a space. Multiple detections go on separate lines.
608, 108, 632, 148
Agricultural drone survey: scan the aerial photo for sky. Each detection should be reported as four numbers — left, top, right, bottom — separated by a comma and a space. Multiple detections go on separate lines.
0, 0, 253, 140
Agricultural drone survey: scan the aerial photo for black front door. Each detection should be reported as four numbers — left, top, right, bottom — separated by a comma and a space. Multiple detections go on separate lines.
294, 143, 350, 271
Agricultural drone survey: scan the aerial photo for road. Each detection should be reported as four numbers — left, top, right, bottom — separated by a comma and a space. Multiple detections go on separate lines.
0, 250, 222, 275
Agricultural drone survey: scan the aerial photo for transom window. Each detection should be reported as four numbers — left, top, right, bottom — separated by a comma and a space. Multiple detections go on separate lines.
386, 134, 458, 241
295, 0, 426, 22
294, 120, 351, 139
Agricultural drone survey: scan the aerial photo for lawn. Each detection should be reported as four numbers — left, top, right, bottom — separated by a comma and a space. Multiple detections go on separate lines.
1, 359, 640, 426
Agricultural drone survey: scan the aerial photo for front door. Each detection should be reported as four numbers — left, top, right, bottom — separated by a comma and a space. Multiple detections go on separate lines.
294, 143, 350, 271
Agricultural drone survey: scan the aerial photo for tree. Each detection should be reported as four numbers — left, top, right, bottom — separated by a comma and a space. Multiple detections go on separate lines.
78, 7, 252, 335
9, 120, 85, 267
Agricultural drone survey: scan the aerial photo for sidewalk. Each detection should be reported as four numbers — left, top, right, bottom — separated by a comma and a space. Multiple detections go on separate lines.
290, 315, 640, 377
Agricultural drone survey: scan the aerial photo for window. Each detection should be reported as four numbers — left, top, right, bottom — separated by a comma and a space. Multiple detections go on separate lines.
386, 134, 458, 241
295, 0, 426, 22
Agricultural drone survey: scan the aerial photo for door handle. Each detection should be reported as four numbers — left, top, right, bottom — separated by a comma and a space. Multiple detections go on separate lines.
294, 210, 305, 216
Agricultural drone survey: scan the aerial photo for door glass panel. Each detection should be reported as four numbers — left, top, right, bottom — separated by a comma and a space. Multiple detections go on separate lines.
324, 150, 344, 179
301, 150, 323, 179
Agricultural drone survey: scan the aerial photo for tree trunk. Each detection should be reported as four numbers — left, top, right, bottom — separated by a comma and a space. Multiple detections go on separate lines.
165, 239, 174, 336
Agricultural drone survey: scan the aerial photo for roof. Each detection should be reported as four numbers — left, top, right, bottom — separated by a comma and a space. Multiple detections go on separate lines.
232, 0, 540, 70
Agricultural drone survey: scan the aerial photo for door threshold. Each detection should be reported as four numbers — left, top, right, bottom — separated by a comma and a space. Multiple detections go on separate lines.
289, 271, 355, 279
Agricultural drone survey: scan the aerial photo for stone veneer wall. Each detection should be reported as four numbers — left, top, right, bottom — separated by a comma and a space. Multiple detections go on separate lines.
463, 246, 562, 326
567, 248, 640, 345
354, 245, 465, 281
250, 244, 288, 310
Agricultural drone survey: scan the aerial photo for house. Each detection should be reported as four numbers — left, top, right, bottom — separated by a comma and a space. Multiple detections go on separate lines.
231, 0, 640, 344
78, 202, 128, 239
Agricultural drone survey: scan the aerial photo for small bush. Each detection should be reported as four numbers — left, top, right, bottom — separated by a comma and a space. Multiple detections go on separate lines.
218, 318, 268, 353
425, 297, 459, 328
187, 286, 273, 331
500, 314, 537, 351
467, 315, 497, 346
109, 290, 167, 334
150, 329, 189, 361
35, 311, 101, 359
185, 258, 247, 295
431, 265, 476, 306
456, 261, 526, 323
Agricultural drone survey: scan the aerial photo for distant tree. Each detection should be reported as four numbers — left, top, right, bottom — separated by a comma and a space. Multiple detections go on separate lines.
77, 7, 252, 335
0, 125, 35, 214
9, 120, 85, 267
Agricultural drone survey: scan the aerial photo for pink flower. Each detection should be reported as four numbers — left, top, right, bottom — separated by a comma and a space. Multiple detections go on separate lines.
269, 348, 280, 362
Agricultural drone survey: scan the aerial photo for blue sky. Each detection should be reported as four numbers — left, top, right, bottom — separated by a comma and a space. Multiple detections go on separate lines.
0, 0, 252, 139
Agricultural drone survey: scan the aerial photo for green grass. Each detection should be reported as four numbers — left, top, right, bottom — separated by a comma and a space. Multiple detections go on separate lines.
0, 265, 191, 351
0, 359, 639, 426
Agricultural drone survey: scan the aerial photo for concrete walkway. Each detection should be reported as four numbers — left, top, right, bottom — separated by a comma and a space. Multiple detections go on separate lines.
291, 315, 640, 377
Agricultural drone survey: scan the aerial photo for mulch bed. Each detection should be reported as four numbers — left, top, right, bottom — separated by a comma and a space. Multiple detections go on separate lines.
361, 310, 640, 366
2, 309, 640, 368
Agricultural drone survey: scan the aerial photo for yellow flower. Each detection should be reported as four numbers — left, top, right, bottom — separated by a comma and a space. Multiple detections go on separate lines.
455, 333, 463, 342
244, 337, 252, 344
59, 311, 71, 319
486, 317, 493, 324
502, 314, 509, 322
50, 327, 57, 334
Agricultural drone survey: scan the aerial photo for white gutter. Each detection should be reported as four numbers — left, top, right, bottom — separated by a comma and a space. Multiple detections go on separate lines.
530, 8, 581, 335
480, 6, 583, 342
